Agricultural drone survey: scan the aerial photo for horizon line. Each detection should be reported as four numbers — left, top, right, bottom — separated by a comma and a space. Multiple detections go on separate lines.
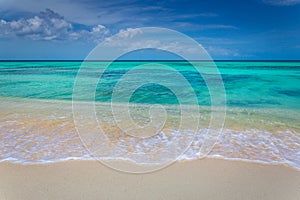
1, 59, 300, 62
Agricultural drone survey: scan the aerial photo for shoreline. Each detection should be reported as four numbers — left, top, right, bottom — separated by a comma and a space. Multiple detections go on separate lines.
0, 158, 299, 200
1, 155, 299, 172
1, 96, 300, 171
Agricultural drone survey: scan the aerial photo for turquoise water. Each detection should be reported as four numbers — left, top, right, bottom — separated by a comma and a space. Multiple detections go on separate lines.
0, 61, 299, 169
0, 61, 299, 109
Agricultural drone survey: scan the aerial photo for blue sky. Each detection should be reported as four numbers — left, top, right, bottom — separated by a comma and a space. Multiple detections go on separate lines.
0, 0, 299, 60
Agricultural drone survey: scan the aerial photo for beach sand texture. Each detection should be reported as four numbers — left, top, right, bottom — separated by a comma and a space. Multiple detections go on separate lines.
0, 159, 300, 200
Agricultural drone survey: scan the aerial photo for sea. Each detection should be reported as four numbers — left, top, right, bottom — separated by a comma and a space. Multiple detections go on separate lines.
0, 61, 299, 170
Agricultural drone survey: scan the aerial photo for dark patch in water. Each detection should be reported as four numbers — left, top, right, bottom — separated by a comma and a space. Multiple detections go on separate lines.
0, 81, 32, 87
273, 88, 300, 97
222, 74, 253, 82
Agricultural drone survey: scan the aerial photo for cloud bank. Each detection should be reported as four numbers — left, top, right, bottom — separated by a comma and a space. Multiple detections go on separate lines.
0, 9, 110, 42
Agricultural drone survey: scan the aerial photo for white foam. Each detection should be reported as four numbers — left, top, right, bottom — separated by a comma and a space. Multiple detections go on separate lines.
1, 126, 299, 170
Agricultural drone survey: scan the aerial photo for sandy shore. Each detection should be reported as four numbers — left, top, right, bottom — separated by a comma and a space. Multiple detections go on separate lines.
0, 159, 299, 200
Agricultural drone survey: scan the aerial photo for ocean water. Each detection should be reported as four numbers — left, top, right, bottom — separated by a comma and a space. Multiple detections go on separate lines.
0, 61, 299, 169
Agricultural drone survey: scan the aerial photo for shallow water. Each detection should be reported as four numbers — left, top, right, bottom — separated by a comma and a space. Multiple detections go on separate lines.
0, 61, 299, 169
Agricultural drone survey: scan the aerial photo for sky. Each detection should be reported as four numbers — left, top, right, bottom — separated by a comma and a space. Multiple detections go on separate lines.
0, 0, 299, 60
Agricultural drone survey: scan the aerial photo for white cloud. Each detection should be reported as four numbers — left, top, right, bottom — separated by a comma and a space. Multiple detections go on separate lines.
90, 25, 111, 42
115, 28, 143, 39
0, 9, 110, 41
206, 46, 239, 57
0, 0, 164, 26
101, 28, 204, 58
0, 0, 105, 25
103, 28, 145, 48
263, 0, 300, 6
0, 0, 231, 30
0, 9, 72, 40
